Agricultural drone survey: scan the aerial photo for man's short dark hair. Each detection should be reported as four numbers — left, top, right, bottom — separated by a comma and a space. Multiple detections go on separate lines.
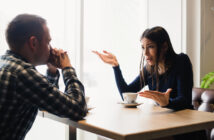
6, 14, 46, 50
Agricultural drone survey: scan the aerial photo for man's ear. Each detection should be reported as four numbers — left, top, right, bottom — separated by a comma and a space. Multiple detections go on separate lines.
28, 36, 38, 50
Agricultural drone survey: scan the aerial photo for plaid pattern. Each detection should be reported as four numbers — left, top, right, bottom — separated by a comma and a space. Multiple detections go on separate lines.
0, 50, 87, 140
46, 69, 60, 88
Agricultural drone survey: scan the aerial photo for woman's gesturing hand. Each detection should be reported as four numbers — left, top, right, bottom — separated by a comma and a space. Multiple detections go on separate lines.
92, 50, 119, 67
138, 88, 172, 107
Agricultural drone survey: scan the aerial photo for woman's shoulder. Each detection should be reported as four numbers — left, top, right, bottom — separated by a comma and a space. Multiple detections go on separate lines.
174, 53, 192, 72
177, 53, 189, 59
176, 53, 191, 64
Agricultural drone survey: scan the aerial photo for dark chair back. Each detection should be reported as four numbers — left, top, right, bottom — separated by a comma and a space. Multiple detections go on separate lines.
192, 87, 214, 140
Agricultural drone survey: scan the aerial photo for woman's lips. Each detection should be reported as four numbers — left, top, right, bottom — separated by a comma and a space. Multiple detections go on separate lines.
146, 58, 153, 64
146, 58, 152, 61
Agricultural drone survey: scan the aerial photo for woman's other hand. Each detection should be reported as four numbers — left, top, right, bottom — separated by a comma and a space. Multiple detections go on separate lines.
138, 88, 172, 107
92, 50, 119, 67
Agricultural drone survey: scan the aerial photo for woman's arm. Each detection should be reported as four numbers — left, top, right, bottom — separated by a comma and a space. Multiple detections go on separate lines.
113, 66, 145, 100
93, 50, 145, 100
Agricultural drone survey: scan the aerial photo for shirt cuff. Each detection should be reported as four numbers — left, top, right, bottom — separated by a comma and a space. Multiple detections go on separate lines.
113, 65, 120, 70
47, 69, 60, 79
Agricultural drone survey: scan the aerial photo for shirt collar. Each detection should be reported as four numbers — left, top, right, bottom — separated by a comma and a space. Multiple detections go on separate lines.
6, 50, 29, 63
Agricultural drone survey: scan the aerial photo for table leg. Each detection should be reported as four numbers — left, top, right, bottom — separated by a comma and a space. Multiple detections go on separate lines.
69, 126, 76, 140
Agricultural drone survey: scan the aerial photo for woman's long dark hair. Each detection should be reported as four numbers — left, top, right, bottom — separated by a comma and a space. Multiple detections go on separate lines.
140, 26, 177, 90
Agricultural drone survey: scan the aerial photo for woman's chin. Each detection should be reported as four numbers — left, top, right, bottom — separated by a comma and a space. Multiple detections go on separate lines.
147, 61, 155, 66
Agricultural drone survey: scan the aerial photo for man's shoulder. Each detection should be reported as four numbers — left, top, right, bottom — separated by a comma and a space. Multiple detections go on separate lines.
0, 54, 33, 74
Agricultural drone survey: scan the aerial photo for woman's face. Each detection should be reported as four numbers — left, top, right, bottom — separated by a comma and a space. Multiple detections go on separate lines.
141, 38, 157, 66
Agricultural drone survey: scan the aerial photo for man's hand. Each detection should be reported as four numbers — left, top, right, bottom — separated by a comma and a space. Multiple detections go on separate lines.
47, 63, 57, 74
58, 49, 72, 69
48, 48, 72, 69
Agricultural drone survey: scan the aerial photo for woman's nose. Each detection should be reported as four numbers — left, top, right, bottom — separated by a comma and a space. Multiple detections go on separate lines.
143, 48, 148, 56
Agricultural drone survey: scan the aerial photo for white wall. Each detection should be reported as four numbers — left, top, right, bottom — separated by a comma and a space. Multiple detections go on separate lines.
186, 0, 201, 87
186, 0, 214, 88
148, 0, 183, 54
83, 0, 147, 100
201, 0, 214, 88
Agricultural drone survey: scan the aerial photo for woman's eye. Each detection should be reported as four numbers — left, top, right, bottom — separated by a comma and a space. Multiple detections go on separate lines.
141, 45, 145, 50
148, 46, 154, 49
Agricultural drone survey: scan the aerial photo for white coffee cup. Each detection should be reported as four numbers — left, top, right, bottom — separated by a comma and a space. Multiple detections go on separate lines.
123, 92, 138, 103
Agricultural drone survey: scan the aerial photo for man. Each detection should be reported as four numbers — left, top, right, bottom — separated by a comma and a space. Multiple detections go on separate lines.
0, 14, 87, 140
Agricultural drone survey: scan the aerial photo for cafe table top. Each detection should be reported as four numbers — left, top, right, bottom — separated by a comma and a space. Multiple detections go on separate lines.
39, 98, 214, 140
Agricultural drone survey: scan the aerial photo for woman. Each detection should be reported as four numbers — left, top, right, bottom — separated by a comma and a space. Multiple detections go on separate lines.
93, 26, 207, 140
93, 26, 193, 110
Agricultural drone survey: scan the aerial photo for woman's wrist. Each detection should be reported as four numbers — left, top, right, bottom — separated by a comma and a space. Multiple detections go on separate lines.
112, 60, 119, 67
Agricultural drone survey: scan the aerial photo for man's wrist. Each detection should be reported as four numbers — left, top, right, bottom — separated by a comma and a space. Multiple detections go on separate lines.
48, 68, 57, 74
47, 69, 59, 77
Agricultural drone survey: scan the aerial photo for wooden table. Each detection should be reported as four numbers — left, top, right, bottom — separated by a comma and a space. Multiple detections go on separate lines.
40, 98, 214, 140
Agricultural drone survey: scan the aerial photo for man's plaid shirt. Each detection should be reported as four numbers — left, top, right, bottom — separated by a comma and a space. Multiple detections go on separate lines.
0, 50, 87, 140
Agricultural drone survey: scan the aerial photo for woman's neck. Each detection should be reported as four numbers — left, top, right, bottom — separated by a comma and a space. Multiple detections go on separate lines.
158, 61, 166, 75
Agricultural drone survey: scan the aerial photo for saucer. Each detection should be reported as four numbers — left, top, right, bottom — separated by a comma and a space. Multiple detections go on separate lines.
118, 102, 142, 108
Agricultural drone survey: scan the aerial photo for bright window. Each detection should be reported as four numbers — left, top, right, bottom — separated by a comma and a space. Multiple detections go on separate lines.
83, 0, 147, 101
